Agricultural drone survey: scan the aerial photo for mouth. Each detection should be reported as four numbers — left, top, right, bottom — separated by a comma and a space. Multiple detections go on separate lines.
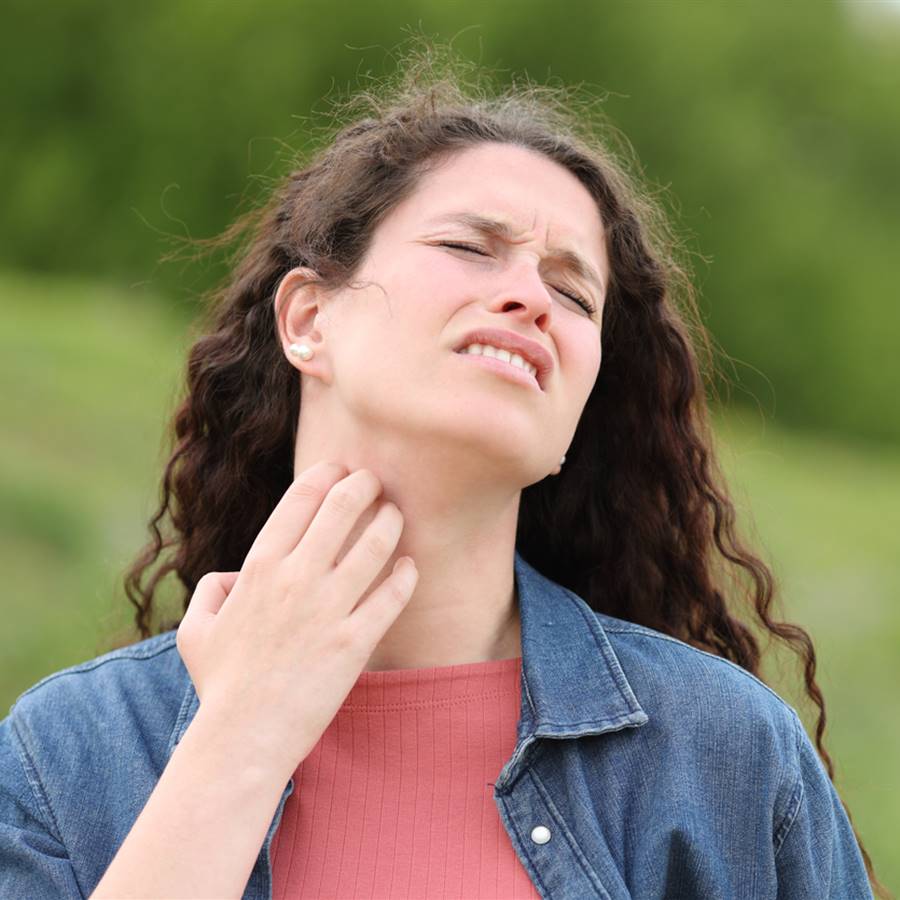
453, 349, 543, 392
451, 329, 553, 390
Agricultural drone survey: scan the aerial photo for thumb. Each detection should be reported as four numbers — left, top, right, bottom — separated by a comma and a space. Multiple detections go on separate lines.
179, 571, 241, 632
176, 571, 239, 700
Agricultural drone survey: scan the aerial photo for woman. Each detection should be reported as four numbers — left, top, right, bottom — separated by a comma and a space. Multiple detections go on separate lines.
0, 49, 886, 899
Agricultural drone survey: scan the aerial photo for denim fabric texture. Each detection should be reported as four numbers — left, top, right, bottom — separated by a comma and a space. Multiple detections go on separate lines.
1, 552, 874, 899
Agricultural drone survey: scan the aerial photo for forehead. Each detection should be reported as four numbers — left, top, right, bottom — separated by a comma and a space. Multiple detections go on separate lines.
412, 143, 603, 238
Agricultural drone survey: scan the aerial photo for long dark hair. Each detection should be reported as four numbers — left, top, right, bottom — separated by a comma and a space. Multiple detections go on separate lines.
112, 42, 887, 897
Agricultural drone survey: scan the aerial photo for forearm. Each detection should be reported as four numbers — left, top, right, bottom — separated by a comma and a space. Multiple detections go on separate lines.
90, 705, 293, 899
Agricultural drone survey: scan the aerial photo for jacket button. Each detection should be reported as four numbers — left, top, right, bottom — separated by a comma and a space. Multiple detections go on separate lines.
530, 825, 551, 845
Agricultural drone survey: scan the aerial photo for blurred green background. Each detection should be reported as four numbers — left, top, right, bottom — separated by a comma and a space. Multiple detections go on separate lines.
1, 1, 897, 891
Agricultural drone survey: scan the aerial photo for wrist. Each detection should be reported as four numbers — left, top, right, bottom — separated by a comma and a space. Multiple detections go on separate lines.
188, 700, 301, 787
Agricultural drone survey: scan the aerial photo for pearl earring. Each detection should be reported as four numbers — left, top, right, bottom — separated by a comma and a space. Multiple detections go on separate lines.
288, 343, 314, 361
560, 454, 566, 466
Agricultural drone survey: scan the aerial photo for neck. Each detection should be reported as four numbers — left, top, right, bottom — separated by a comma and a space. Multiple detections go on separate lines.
293, 426, 525, 672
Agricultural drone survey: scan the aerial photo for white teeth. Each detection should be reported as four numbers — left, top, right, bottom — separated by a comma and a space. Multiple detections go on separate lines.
460, 343, 538, 377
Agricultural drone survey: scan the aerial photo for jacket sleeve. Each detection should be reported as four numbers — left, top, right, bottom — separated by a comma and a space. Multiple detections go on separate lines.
774, 708, 874, 899
0, 712, 85, 899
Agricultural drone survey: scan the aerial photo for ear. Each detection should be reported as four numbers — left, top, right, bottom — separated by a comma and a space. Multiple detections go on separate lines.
274, 267, 331, 383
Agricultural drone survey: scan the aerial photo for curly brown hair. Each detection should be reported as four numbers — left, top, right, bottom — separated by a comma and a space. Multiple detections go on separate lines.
112, 41, 888, 897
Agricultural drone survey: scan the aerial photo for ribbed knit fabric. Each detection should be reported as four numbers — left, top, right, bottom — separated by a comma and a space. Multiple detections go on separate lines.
270, 654, 542, 899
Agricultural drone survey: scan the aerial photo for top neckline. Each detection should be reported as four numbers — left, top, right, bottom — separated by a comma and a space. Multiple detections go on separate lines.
358, 654, 521, 680
340, 655, 522, 712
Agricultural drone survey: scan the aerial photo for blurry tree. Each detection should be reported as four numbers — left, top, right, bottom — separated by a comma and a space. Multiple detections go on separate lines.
1, 0, 898, 441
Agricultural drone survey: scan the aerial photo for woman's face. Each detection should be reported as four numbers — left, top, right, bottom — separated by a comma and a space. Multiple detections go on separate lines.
294, 140, 609, 485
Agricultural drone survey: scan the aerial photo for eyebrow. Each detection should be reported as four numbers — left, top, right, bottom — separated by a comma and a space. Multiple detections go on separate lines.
425, 211, 607, 298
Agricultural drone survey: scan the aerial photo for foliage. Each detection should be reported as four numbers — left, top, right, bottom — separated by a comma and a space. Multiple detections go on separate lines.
2, 3, 898, 441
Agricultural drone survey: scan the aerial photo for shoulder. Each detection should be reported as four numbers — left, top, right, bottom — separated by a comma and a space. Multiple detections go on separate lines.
582, 607, 807, 836
590, 607, 802, 756
0, 632, 193, 891
9, 630, 184, 713
5, 631, 189, 763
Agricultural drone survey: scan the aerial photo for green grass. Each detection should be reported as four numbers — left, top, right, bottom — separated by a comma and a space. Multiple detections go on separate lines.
0, 270, 193, 693
712, 407, 900, 892
2, 270, 897, 893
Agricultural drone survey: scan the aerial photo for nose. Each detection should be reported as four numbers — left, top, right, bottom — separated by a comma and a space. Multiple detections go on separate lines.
492, 256, 554, 331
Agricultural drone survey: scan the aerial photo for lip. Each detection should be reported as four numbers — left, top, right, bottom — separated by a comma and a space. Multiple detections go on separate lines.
454, 351, 542, 392
452, 328, 554, 391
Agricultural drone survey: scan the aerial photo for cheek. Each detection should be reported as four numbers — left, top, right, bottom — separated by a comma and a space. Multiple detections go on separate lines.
423, 256, 478, 300
589, 336, 603, 382
387, 255, 460, 308
396, 269, 470, 340
562, 325, 602, 385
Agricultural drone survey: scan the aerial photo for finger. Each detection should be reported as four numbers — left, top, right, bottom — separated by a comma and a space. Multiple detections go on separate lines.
331, 500, 403, 610
293, 468, 385, 571
243, 461, 349, 564
350, 556, 418, 640
178, 572, 241, 661
184, 571, 241, 621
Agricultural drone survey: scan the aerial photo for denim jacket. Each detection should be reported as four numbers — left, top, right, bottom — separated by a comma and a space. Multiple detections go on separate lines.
1, 552, 873, 899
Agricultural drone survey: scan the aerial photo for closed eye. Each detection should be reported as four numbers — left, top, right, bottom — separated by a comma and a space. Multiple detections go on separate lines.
439, 240, 490, 256
437, 241, 597, 316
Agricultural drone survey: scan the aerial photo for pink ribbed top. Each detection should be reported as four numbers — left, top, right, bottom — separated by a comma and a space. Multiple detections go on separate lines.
270, 655, 541, 899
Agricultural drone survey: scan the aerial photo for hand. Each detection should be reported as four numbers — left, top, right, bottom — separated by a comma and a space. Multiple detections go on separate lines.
175, 462, 418, 776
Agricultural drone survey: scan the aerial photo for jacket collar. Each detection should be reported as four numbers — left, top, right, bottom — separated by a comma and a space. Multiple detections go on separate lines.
513, 550, 648, 739
167, 550, 648, 760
